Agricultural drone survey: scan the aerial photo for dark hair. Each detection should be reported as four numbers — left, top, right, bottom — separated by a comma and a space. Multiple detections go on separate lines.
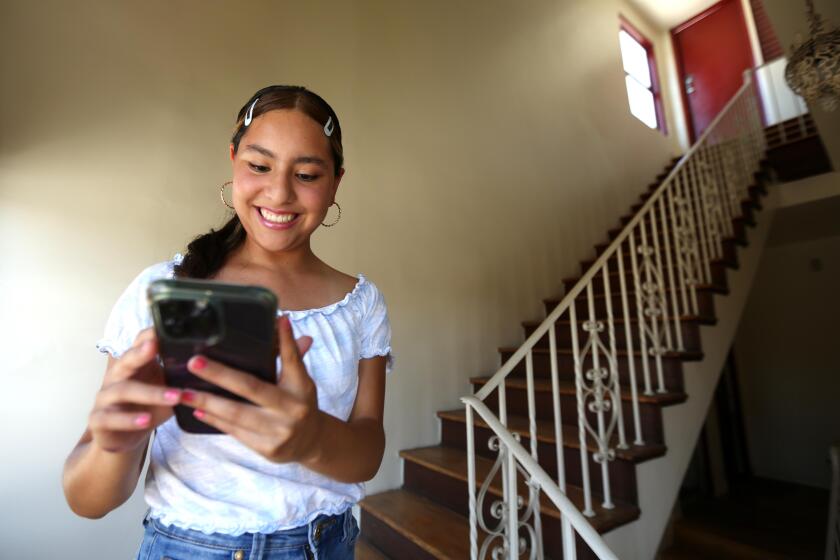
174, 85, 344, 279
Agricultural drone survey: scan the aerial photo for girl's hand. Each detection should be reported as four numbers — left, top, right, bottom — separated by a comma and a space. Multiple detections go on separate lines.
180, 315, 322, 464
88, 329, 182, 453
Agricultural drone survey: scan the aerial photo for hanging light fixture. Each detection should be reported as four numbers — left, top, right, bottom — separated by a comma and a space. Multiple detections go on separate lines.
784, 0, 840, 111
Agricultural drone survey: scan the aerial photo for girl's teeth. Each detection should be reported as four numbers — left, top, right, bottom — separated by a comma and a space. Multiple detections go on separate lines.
259, 208, 297, 223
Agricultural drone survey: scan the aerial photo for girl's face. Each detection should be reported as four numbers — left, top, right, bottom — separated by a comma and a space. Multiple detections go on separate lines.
230, 109, 343, 255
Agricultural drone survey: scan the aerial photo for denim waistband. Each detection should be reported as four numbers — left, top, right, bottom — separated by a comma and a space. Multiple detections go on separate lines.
143, 507, 354, 553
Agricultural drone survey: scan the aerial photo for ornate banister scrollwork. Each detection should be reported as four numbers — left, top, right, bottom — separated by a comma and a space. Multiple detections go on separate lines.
476, 434, 542, 560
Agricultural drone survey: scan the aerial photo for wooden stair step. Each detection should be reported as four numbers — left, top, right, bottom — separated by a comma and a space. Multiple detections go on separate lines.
438, 407, 668, 462
359, 489, 471, 560
400, 445, 641, 533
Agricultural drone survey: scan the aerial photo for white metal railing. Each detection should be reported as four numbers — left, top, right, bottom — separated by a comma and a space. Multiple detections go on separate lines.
460, 69, 768, 559
827, 444, 840, 560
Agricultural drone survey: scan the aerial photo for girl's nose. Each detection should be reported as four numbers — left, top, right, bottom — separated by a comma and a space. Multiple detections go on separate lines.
263, 173, 296, 205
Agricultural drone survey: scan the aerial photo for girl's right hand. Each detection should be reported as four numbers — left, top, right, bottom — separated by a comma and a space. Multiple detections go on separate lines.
87, 328, 182, 454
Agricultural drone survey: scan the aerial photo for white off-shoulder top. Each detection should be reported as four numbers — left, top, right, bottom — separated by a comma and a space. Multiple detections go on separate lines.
95, 253, 393, 535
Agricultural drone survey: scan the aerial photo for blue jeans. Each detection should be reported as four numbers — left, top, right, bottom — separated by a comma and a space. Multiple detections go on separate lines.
134, 508, 358, 560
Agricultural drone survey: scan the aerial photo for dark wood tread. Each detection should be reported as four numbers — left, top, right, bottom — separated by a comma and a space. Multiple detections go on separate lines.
360, 490, 471, 560
499, 345, 705, 362
470, 376, 688, 407
355, 538, 390, 560
438, 408, 669, 462
400, 445, 641, 533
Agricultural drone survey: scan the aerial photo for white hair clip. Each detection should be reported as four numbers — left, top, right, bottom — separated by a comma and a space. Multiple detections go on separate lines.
244, 97, 259, 126
324, 116, 334, 137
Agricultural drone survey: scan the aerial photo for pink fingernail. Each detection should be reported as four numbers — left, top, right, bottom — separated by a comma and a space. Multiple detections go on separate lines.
193, 409, 206, 420
135, 414, 151, 426
164, 389, 180, 403
190, 356, 207, 370
181, 390, 197, 403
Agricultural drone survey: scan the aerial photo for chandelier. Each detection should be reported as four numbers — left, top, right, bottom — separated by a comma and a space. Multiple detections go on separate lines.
784, 0, 840, 111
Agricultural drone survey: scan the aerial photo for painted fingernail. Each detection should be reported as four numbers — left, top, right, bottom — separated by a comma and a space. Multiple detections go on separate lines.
193, 409, 206, 420
164, 389, 181, 403
181, 390, 196, 403
190, 356, 207, 370
135, 414, 151, 426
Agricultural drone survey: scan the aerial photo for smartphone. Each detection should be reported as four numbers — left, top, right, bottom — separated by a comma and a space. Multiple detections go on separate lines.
147, 278, 278, 434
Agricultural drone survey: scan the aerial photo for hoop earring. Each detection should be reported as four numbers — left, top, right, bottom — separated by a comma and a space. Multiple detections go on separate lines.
321, 202, 342, 227
220, 181, 234, 210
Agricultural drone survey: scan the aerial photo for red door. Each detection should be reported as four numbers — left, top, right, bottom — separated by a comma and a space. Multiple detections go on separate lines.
672, 0, 756, 142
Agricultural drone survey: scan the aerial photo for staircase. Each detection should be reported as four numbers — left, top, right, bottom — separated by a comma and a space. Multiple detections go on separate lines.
355, 71, 821, 559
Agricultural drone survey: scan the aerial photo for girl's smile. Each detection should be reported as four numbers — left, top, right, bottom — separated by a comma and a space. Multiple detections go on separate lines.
255, 206, 300, 229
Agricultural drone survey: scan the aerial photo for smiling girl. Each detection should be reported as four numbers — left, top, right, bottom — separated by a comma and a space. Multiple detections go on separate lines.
62, 85, 393, 559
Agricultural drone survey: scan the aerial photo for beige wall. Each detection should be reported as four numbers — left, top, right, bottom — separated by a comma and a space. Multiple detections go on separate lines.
0, 0, 680, 556
735, 193, 840, 489
762, 0, 840, 169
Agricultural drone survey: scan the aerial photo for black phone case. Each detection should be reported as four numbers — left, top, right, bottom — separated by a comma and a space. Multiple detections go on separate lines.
148, 278, 278, 434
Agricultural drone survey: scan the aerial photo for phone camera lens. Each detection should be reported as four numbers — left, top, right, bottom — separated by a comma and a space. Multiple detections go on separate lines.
159, 299, 219, 340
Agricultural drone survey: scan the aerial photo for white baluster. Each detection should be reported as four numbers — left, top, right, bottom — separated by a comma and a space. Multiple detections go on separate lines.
601, 262, 627, 450
506, 436, 519, 559
525, 350, 544, 560
688, 157, 713, 285
616, 243, 644, 445
658, 194, 684, 350
638, 218, 667, 394
548, 324, 566, 493
628, 231, 653, 395
585, 280, 614, 509
570, 300, 594, 517
466, 404, 479, 560
667, 172, 690, 319
647, 195, 674, 353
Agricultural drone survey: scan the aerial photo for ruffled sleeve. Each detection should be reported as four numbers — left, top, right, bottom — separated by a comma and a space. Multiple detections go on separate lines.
358, 278, 394, 374
95, 255, 181, 359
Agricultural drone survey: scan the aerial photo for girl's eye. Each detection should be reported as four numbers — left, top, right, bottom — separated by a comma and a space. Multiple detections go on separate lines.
248, 163, 270, 173
297, 173, 320, 182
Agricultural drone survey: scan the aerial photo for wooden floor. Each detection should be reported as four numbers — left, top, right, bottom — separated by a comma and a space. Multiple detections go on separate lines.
660, 477, 829, 559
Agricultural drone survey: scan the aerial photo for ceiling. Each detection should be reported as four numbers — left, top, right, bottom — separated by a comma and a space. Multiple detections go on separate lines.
625, 0, 724, 29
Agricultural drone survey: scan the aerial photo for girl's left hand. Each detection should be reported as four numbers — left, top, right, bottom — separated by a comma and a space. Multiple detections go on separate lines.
180, 315, 324, 464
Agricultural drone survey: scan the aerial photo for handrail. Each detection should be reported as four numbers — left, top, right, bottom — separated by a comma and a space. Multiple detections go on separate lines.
461, 67, 768, 559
